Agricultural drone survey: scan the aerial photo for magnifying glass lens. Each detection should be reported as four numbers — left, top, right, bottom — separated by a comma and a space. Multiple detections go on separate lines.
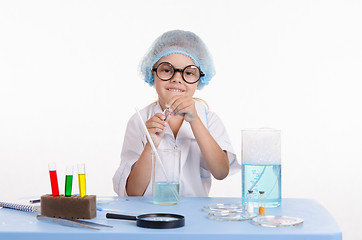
142, 216, 180, 222
106, 212, 185, 228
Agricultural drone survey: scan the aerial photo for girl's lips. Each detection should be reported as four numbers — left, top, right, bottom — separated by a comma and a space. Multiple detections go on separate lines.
167, 88, 185, 93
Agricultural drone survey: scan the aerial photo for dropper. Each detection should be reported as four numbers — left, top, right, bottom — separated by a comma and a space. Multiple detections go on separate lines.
163, 105, 172, 121
135, 107, 179, 202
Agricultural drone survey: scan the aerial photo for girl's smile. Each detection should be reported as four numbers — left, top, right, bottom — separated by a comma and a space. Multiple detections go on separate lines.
166, 87, 185, 93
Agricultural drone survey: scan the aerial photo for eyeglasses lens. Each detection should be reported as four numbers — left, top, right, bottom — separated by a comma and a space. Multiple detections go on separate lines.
157, 63, 174, 80
156, 63, 200, 84
183, 66, 200, 83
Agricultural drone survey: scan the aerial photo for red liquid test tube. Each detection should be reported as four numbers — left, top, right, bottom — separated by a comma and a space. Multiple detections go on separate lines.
48, 163, 59, 197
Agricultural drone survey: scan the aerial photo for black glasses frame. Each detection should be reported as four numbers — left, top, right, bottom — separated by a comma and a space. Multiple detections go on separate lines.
152, 62, 205, 84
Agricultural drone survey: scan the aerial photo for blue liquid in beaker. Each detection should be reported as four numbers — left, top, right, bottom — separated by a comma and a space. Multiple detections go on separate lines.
242, 164, 281, 208
153, 182, 180, 205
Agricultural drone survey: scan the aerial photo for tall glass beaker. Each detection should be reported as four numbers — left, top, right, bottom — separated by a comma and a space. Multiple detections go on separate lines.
152, 149, 181, 205
242, 129, 281, 208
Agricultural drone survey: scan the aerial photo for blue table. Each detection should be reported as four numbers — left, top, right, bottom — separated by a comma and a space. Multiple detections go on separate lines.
0, 197, 342, 240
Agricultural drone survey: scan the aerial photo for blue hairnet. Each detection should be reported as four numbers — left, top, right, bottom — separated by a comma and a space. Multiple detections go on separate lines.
140, 30, 215, 90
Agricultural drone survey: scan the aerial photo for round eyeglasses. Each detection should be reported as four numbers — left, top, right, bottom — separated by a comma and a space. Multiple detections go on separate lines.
152, 62, 205, 84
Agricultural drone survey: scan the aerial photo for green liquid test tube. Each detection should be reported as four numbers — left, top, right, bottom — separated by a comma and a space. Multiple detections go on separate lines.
65, 165, 73, 197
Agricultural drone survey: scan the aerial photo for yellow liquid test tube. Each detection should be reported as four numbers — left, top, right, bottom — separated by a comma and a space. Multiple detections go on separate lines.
78, 164, 86, 197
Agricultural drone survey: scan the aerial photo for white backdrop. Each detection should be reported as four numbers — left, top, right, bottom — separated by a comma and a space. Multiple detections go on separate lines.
1, 1, 361, 239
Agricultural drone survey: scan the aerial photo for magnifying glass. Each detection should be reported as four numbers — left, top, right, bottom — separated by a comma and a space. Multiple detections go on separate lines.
106, 213, 185, 229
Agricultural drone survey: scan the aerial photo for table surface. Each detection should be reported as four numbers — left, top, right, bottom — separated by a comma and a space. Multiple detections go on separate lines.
0, 197, 342, 240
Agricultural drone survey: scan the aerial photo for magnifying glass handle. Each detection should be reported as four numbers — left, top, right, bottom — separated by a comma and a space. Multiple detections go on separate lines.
106, 213, 137, 221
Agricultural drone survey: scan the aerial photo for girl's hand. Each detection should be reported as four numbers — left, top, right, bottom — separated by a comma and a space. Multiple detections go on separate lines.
168, 96, 198, 123
145, 113, 168, 147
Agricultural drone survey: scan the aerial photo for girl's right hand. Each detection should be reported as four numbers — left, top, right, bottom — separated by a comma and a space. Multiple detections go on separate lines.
145, 113, 168, 147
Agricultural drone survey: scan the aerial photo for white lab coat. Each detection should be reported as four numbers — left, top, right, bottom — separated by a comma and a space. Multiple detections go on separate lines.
113, 100, 240, 197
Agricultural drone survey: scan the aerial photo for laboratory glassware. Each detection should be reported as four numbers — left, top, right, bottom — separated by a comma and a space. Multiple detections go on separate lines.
242, 129, 281, 208
152, 149, 181, 205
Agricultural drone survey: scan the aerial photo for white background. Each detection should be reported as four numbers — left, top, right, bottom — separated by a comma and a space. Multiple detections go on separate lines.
0, 0, 361, 239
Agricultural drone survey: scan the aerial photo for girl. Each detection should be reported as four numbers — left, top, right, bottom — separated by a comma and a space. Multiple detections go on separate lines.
113, 30, 240, 197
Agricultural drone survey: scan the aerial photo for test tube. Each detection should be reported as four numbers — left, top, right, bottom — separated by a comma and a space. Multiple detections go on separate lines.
64, 165, 73, 197
258, 191, 266, 215
78, 163, 86, 197
246, 190, 254, 215
48, 163, 59, 197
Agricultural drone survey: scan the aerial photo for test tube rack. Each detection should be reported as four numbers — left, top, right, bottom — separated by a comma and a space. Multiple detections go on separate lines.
40, 194, 96, 219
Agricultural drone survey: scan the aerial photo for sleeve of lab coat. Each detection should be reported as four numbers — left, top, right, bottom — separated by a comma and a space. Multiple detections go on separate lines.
206, 111, 241, 176
112, 113, 147, 196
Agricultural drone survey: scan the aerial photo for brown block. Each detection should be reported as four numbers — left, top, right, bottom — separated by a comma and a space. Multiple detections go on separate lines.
40, 194, 96, 219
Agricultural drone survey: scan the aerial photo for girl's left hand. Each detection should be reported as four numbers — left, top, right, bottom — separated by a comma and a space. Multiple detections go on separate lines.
167, 96, 198, 123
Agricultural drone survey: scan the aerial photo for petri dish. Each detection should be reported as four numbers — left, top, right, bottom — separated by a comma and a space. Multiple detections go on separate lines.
252, 215, 304, 227
203, 203, 245, 213
208, 211, 256, 221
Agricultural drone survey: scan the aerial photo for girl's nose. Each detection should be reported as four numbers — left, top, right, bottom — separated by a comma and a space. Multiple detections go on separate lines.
171, 71, 183, 83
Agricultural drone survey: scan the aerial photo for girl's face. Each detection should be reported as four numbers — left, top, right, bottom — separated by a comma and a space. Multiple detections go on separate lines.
153, 54, 198, 110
